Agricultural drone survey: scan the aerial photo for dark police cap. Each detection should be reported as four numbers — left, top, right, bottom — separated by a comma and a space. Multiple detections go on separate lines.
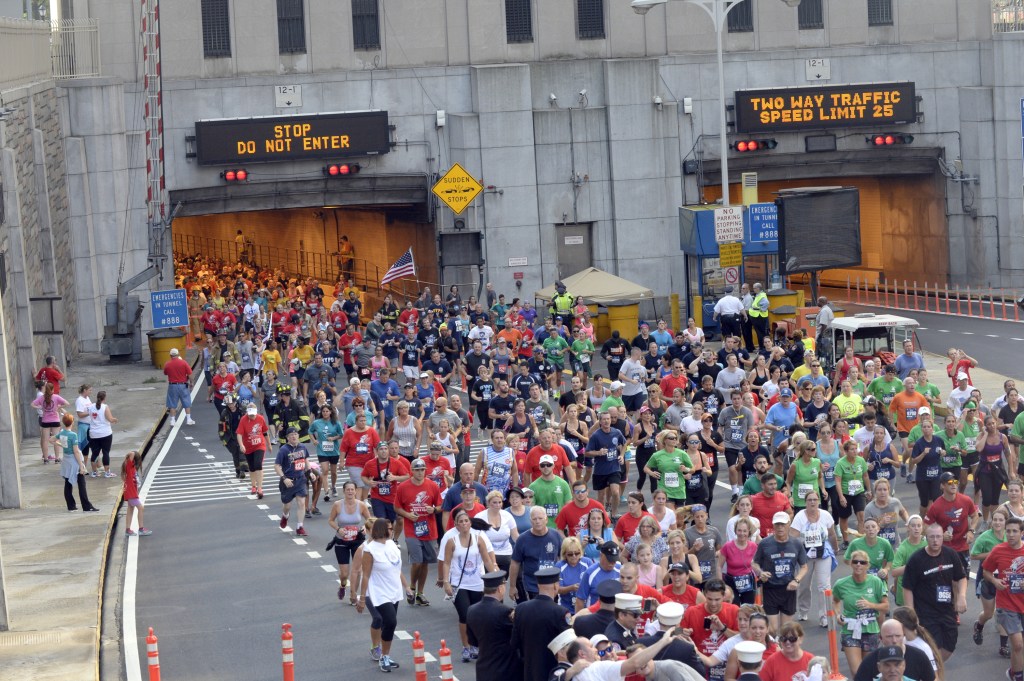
535, 567, 560, 584
482, 570, 508, 588
596, 579, 623, 603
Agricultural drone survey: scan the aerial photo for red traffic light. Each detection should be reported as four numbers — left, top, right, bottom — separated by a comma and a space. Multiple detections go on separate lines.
222, 169, 248, 182
731, 138, 777, 153
867, 133, 914, 146
324, 163, 362, 176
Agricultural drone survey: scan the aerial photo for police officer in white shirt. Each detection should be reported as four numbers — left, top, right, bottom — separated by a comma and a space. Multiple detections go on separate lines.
713, 287, 745, 340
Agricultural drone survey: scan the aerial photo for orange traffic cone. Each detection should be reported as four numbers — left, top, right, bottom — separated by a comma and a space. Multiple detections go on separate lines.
146, 627, 161, 681
439, 639, 453, 680
412, 631, 427, 681
281, 623, 294, 681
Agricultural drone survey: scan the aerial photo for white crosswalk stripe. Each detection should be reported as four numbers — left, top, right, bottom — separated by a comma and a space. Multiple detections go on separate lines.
145, 462, 252, 506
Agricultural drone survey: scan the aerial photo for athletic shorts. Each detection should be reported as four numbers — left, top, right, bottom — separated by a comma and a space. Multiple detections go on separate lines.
406, 537, 438, 565
898, 431, 910, 439
997, 608, 1024, 636
280, 479, 307, 504
126, 498, 143, 507
841, 632, 880, 652
245, 451, 265, 471
165, 383, 192, 409
346, 466, 368, 487
762, 584, 797, 616
978, 575, 997, 600
41, 420, 60, 428
624, 393, 645, 412
370, 498, 397, 521
592, 472, 622, 491
333, 537, 363, 565
724, 449, 741, 469
318, 454, 340, 464
929, 621, 959, 652
916, 478, 942, 508
962, 452, 980, 469
835, 492, 866, 519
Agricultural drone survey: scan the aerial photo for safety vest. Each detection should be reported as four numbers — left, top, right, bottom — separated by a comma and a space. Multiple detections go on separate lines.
553, 293, 574, 316
748, 292, 768, 318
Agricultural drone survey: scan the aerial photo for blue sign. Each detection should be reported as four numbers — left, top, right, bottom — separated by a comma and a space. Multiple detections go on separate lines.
151, 289, 188, 329
748, 202, 778, 243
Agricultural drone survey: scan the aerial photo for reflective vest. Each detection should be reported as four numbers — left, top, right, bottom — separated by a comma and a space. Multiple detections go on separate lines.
748, 292, 768, 318
552, 293, 574, 316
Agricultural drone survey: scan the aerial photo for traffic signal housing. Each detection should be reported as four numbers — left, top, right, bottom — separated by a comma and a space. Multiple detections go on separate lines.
866, 133, 914, 146
730, 138, 778, 152
221, 169, 248, 182
323, 163, 362, 176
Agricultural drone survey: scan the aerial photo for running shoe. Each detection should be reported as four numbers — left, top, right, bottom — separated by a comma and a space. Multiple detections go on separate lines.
280, 516, 289, 529
907, 471, 915, 483
415, 593, 430, 606
379, 656, 391, 673
169, 416, 176, 427
305, 510, 312, 519
84, 506, 100, 512
900, 464, 908, 478
974, 620, 985, 646
462, 647, 472, 663
296, 526, 308, 536
89, 471, 98, 478
338, 586, 346, 601
323, 493, 330, 502
406, 591, 416, 606
820, 616, 829, 628
470, 646, 479, 660
104, 471, 117, 478
126, 529, 137, 536
186, 417, 196, 425
370, 645, 382, 661
251, 485, 258, 495
730, 493, 739, 505
138, 528, 153, 536
1001, 644, 1011, 658
386, 657, 399, 669
257, 488, 264, 499
332, 485, 338, 497
311, 507, 322, 516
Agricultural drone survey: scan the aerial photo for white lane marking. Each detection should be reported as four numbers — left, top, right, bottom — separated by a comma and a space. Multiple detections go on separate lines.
1013, 338, 1024, 342
257, 504, 269, 510
293, 538, 308, 545
306, 551, 321, 559
184, 436, 193, 441
191, 441, 200, 446
917, 327, 928, 330
424, 652, 436, 662
938, 329, 950, 333
198, 448, 208, 452
321, 565, 336, 573
963, 332, 974, 335
987, 334, 999, 338
269, 514, 281, 521
204, 454, 215, 459
147, 494, 246, 507
125, 377, 204, 681
394, 630, 413, 640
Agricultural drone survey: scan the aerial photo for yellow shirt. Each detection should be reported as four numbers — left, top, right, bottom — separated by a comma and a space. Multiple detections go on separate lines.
832, 393, 863, 419
291, 345, 314, 369
261, 349, 282, 375
790, 364, 811, 385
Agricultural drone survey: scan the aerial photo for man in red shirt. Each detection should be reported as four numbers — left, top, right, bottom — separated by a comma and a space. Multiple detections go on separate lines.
925, 471, 980, 565
554, 479, 608, 538
361, 441, 411, 523
394, 459, 443, 606
162, 348, 195, 426
444, 485, 486, 530
338, 323, 363, 378
750, 474, 793, 538
235, 403, 269, 498
524, 430, 576, 486
659, 361, 691, 402
982, 517, 1024, 681
35, 355, 64, 394
681, 579, 740, 659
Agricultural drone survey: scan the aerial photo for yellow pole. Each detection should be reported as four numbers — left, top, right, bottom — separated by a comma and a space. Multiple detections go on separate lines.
670, 293, 680, 333
693, 295, 704, 329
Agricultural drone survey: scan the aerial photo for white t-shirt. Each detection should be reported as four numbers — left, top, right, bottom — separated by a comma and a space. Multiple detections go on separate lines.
790, 510, 835, 557
577, 661, 625, 681
365, 540, 404, 605
447, 530, 487, 592
75, 395, 93, 417
439, 526, 494, 560
726, 515, 761, 542
474, 508, 517, 555
620, 359, 648, 397
906, 636, 938, 671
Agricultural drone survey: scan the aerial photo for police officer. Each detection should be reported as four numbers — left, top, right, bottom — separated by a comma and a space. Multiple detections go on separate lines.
713, 286, 745, 340
604, 592, 642, 650
735, 640, 766, 681
748, 283, 770, 352
511, 567, 570, 681
572, 579, 622, 639
550, 282, 574, 320
466, 571, 521, 679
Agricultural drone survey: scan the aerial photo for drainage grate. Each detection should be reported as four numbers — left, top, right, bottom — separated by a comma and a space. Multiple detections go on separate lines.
0, 631, 64, 647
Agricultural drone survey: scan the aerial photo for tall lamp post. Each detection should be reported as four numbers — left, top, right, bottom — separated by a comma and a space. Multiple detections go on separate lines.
631, 0, 747, 206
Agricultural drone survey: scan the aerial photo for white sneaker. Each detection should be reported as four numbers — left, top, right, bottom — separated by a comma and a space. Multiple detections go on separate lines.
169, 416, 177, 426
186, 417, 196, 425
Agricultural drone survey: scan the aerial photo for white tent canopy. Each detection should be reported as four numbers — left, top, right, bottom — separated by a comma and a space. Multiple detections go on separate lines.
535, 267, 654, 305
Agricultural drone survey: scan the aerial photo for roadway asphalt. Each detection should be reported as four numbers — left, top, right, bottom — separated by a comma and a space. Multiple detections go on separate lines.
127, 357, 1022, 681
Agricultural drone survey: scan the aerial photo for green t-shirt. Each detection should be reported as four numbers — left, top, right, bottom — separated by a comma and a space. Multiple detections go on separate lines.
1012, 411, 1024, 445
56, 428, 79, 457
844, 536, 894, 574
835, 456, 868, 496
599, 395, 626, 413
849, 379, 867, 397
570, 338, 595, 363
961, 420, 981, 453
742, 473, 785, 496
907, 423, 925, 446
790, 458, 822, 508
868, 377, 903, 407
937, 430, 967, 468
833, 574, 888, 636
529, 476, 572, 527
892, 537, 926, 606
543, 335, 570, 366
646, 448, 694, 499
970, 529, 1005, 563
916, 382, 941, 403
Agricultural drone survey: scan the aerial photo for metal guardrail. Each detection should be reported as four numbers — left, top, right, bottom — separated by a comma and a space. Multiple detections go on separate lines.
0, 17, 101, 93
51, 19, 101, 80
994, 0, 1024, 32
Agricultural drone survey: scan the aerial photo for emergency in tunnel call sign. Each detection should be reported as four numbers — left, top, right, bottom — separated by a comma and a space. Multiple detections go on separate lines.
734, 82, 916, 133
194, 111, 392, 165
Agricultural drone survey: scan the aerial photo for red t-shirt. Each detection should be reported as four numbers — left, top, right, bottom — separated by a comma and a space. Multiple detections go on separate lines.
947, 359, 973, 388
212, 373, 237, 398
554, 499, 609, 538
681, 602, 740, 655
361, 456, 412, 505
924, 493, 978, 553
524, 444, 571, 482
341, 427, 380, 469
659, 375, 690, 399
759, 649, 811, 681
750, 492, 793, 538
660, 583, 702, 611
163, 357, 192, 384
982, 542, 1024, 613
35, 366, 64, 393
394, 478, 443, 540
518, 329, 535, 358
422, 456, 453, 496
446, 501, 487, 530
398, 309, 420, 329
338, 332, 362, 364
614, 511, 656, 542
235, 414, 269, 454
330, 310, 349, 334
124, 458, 140, 500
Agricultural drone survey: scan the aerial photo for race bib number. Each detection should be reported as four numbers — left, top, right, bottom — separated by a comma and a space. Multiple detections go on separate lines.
414, 520, 430, 538
1010, 575, 1024, 594
906, 408, 918, 420
545, 504, 559, 517
925, 465, 940, 479
936, 585, 952, 603
268, 397, 279, 407
606, 450, 618, 461
399, 440, 412, 449
292, 458, 306, 471
580, 354, 591, 363
688, 474, 703, 489
804, 529, 823, 549
356, 443, 369, 454
877, 467, 892, 480
219, 386, 229, 394
847, 479, 864, 495
797, 483, 814, 500
321, 441, 334, 452
699, 560, 713, 579
880, 526, 898, 544
539, 560, 556, 571
664, 472, 679, 488
734, 574, 754, 593
773, 558, 793, 579
965, 436, 977, 451
489, 462, 506, 478
824, 468, 835, 483
340, 525, 360, 541
377, 482, 391, 497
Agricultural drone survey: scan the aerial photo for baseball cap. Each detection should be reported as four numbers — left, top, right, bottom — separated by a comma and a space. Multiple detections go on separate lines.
599, 543, 620, 559
667, 562, 687, 574
609, 381, 625, 391
419, 372, 430, 379
169, 348, 180, 357
410, 458, 427, 470
589, 634, 610, 647
284, 427, 298, 435
957, 371, 969, 380
940, 471, 958, 484
779, 388, 793, 398
539, 454, 556, 465
919, 406, 931, 415
964, 400, 978, 410
772, 512, 791, 525
877, 646, 904, 663
246, 405, 257, 415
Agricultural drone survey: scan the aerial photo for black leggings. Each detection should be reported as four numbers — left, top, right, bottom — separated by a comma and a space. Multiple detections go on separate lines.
706, 466, 719, 511
978, 469, 1006, 507
635, 447, 657, 494
88, 435, 113, 467
63, 473, 93, 511
916, 477, 942, 509
453, 588, 484, 624
366, 597, 399, 642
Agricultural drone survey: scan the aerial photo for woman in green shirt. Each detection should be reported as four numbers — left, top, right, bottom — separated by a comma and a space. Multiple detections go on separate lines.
843, 517, 894, 581
889, 514, 925, 607
642, 431, 694, 507
834, 439, 871, 547
938, 412, 968, 487
970, 507, 1008, 653
833, 548, 889, 675
786, 440, 824, 510
959, 403, 983, 492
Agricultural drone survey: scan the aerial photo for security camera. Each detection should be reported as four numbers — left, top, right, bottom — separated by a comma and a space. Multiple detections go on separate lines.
630, 0, 667, 15
653, 96, 663, 107
579, 89, 587, 97
549, 93, 558, 102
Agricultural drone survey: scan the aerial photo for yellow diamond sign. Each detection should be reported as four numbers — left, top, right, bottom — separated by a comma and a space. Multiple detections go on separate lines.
432, 163, 483, 215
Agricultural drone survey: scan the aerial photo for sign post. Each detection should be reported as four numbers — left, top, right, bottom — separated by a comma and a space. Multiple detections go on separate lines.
150, 289, 188, 329
432, 163, 483, 215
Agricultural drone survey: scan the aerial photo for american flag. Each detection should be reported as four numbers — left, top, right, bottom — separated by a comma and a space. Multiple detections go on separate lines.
381, 248, 416, 286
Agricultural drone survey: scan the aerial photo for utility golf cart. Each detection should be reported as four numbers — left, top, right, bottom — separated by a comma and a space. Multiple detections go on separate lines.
822, 312, 920, 374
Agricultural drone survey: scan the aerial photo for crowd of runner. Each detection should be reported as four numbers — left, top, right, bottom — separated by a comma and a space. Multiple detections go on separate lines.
164, 252, 1024, 681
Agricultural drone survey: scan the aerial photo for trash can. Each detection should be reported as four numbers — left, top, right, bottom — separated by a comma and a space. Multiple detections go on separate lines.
606, 302, 640, 340
147, 328, 186, 369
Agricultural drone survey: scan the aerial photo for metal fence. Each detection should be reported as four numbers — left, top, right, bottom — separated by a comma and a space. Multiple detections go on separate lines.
51, 19, 101, 80
0, 17, 50, 92
993, 0, 1024, 32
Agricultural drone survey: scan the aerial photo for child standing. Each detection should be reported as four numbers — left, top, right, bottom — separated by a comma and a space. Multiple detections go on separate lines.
122, 450, 152, 536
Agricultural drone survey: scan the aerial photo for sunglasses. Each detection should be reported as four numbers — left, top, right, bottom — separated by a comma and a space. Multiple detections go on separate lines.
851, 559, 869, 565
565, 551, 582, 557
687, 440, 700, 445
540, 463, 554, 468
779, 635, 799, 643
574, 488, 589, 494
